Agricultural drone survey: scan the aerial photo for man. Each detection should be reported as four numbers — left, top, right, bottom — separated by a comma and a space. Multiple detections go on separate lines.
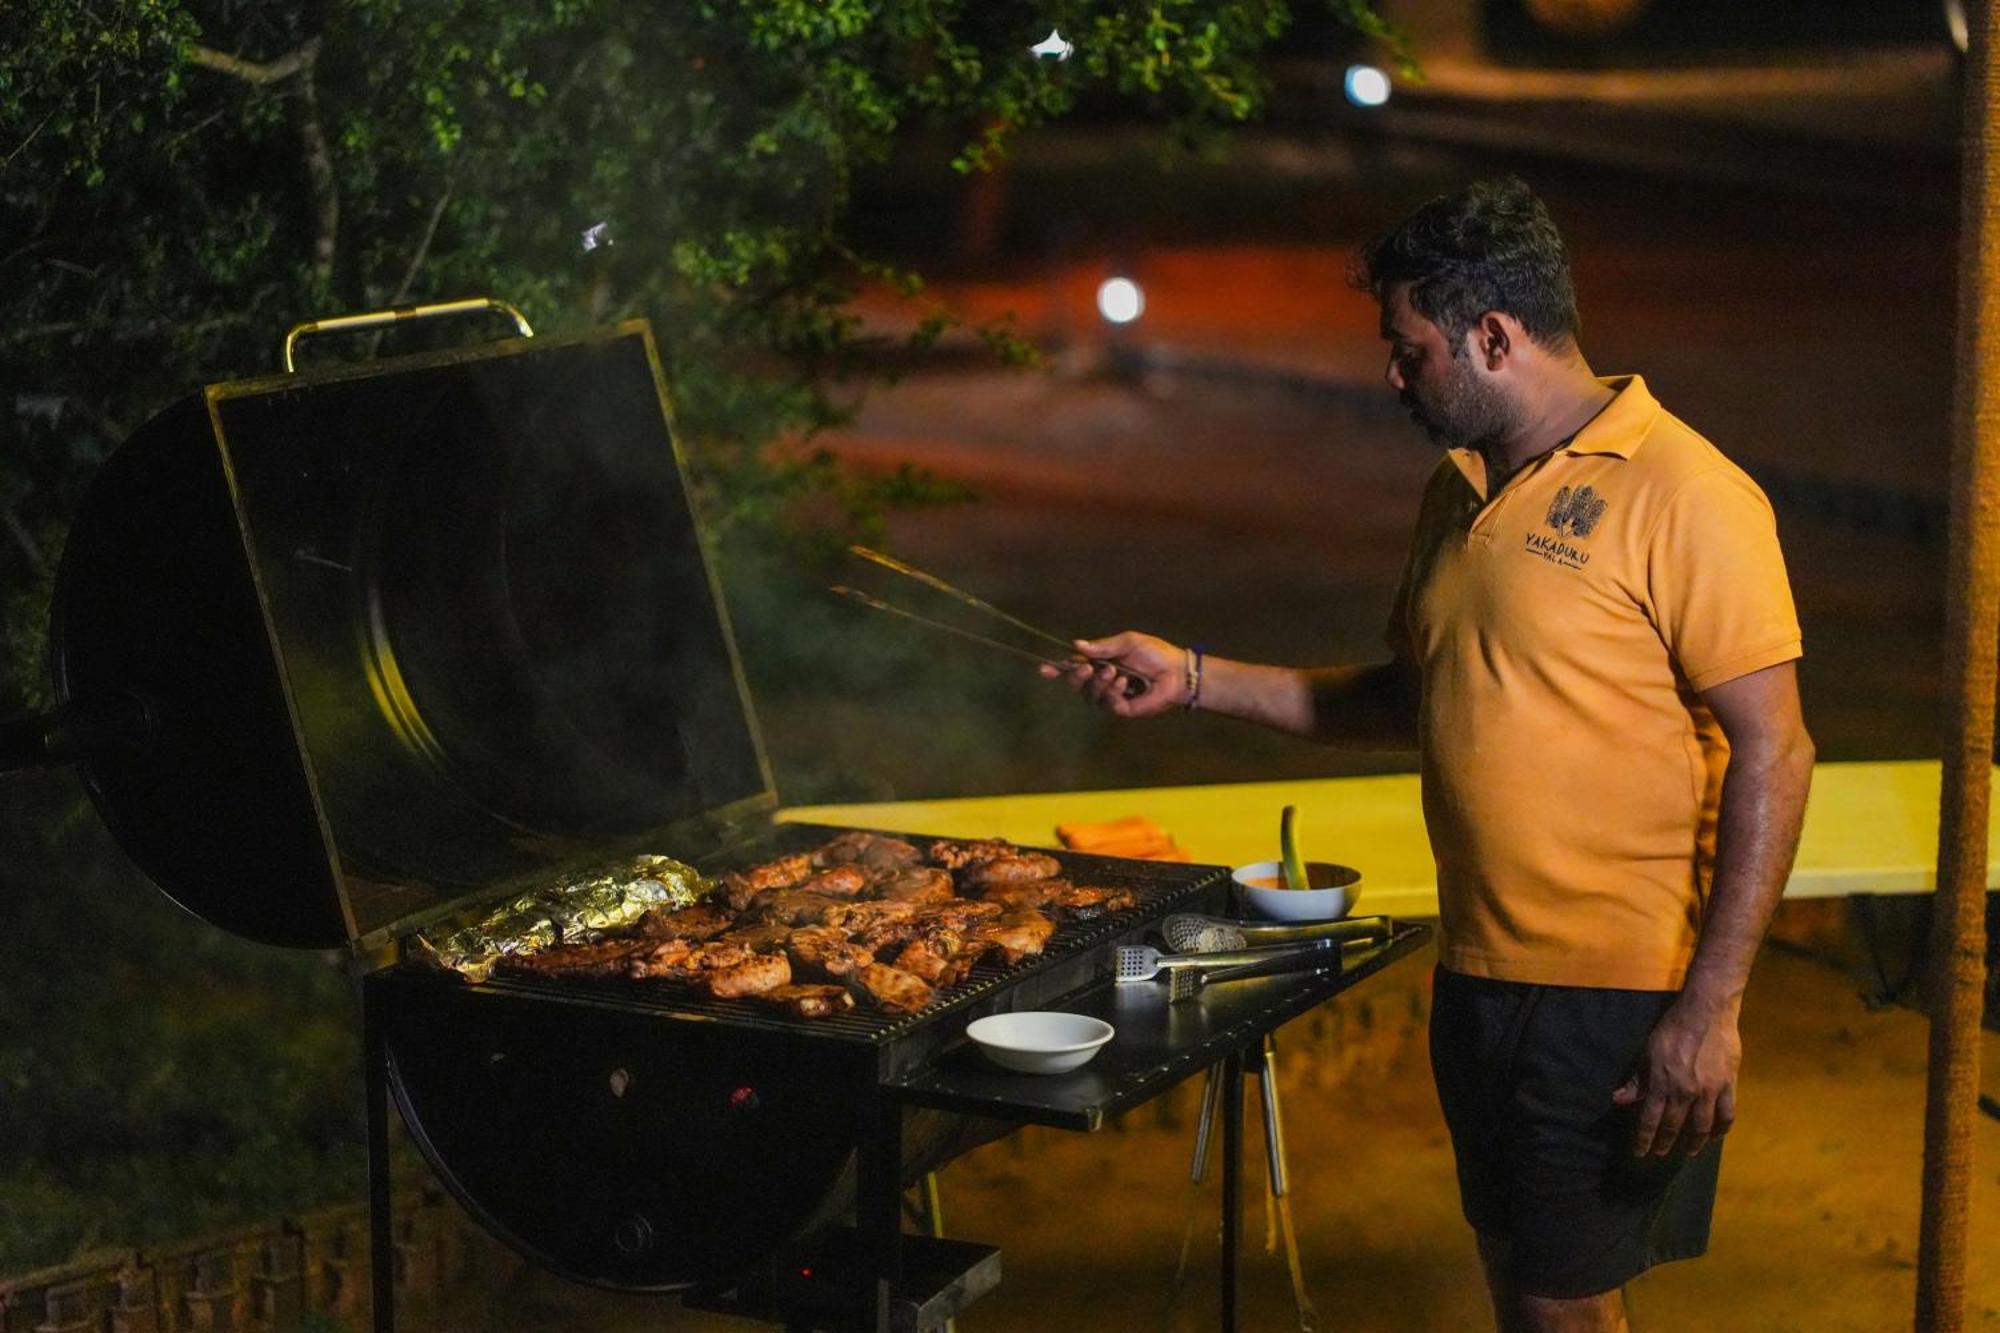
1048, 177, 1814, 1333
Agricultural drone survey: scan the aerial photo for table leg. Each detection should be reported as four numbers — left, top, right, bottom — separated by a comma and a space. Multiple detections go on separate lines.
857, 1096, 902, 1333
1221, 1048, 1245, 1333
364, 989, 394, 1333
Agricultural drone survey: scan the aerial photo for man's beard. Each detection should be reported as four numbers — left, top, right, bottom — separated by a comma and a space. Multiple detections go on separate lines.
1403, 349, 1514, 450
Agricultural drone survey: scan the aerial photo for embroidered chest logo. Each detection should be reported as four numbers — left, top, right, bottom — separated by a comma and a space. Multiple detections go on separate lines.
1524, 484, 1608, 570
1545, 484, 1607, 538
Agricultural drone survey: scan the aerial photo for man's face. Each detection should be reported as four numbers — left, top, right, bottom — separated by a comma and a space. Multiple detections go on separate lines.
1379, 283, 1514, 450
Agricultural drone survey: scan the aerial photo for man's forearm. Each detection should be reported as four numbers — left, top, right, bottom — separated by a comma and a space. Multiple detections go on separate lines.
1677, 731, 1816, 1016
1197, 657, 1420, 750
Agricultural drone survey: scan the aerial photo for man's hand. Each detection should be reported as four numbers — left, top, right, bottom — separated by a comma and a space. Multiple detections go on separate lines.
1611, 996, 1741, 1158
1038, 631, 1187, 718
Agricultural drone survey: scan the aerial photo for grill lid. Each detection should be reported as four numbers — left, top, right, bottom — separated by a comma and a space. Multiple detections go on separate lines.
51, 321, 773, 947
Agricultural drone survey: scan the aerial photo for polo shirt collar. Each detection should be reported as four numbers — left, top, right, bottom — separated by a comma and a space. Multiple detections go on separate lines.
1564, 374, 1659, 459
1444, 374, 1659, 494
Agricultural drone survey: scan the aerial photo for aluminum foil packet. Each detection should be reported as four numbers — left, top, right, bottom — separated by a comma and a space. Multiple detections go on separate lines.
410, 854, 706, 983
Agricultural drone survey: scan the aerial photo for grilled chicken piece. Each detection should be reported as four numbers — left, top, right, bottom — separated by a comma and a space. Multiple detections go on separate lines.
759, 983, 855, 1021
498, 937, 652, 979
785, 925, 875, 980
926, 838, 1015, 871
911, 898, 1004, 931
750, 890, 845, 927
891, 927, 964, 985
812, 831, 922, 872
969, 909, 1057, 966
722, 921, 795, 952
853, 963, 935, 1015
704, 951, 792, 1000
961, 853, 1063, 890
720, 853, 813, 911
796, 865, 870, 900
634, 901, 736, 942
820, 898, 919, 933
1046, 883, 1138, 920
628, 938, 750, 980
979, 878, 1066, 912
873, 867, 955, 905
855, 916, 929, 960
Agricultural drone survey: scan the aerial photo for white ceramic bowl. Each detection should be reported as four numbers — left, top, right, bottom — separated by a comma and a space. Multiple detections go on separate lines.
965, 1012, 1115, 1074
1231, 859, 1362, 922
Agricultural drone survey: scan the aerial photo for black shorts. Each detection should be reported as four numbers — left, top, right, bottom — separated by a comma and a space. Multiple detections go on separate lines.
1429, 966, 1722, 1299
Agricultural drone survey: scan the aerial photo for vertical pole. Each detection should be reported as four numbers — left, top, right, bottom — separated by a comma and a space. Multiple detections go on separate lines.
364, 985, 395, 1333
1220, 1050, 1245, 1333
1919, 3, 2000, 1327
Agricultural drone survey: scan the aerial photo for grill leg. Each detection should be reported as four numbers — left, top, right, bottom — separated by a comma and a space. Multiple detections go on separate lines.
365, 987, 395, 1333
857, 1096, 902, 1333
1220, 1048, 1245, 1333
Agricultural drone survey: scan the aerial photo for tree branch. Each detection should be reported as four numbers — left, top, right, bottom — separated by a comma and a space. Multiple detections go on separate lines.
3, 509, 49, 580
366, 186, 453, 355
187, 43, 317, 85
188, 40, 337, 285
294, 65, 339, 285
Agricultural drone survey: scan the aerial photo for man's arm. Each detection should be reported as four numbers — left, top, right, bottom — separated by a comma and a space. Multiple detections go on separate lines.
1043, 631, 1421, 750
1613, 660, 1815, 1157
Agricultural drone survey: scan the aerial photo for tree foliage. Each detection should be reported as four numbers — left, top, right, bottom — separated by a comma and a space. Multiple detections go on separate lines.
0, 0, 1401, 712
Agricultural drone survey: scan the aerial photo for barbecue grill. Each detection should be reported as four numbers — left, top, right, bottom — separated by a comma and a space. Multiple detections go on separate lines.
1, 304, 1427, 1331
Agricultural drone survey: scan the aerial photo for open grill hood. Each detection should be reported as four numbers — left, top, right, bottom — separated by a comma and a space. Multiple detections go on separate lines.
42, 322, 773, 948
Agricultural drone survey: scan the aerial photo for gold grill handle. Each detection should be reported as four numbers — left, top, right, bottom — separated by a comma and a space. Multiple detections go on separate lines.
281, 296, 534, 372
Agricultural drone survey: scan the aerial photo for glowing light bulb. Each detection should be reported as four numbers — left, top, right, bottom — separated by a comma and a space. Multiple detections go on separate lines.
1097, 277, 1144, 325
1030, 28, 1075, 61
1344, 64, 1391, 108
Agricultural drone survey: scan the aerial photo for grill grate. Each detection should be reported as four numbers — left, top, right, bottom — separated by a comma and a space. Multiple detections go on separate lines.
471, 828, 1225, 1046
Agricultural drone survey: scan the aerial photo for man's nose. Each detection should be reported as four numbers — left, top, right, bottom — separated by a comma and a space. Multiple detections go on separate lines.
1384, 355, 1404, 392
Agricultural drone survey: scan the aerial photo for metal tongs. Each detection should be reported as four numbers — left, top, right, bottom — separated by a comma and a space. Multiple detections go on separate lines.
831, 545, 1149, 698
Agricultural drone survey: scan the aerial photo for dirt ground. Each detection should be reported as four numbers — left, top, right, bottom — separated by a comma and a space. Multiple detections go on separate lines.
505, 934, 2000, 1331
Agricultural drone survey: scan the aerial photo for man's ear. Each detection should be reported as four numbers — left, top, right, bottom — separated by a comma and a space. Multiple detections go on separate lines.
1473, 312, 1514, 370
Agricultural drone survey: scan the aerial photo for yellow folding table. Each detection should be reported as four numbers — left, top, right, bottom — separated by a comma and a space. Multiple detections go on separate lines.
783, 759, 1992, 918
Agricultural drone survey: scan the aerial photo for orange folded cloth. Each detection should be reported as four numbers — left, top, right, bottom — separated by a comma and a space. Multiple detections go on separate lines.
1056, 816, 1189, 861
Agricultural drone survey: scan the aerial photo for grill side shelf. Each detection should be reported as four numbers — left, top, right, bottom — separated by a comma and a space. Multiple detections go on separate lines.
884, 922, 1432, 1131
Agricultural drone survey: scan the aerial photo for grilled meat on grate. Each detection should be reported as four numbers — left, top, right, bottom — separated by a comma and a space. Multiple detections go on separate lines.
759, 983, 855, 1020
873, 867, 955, 905
721, 852, 813, 911
926, 838, 1016, 871
785, 925, 875, 980
853, 962, 935, 1014
484, 833, 1143, 1020
969, 909, 1058, 966
960, 853, 1063, 890
811, 831, 923, 872
634, 901, 737, 942
704, 951, 792, 999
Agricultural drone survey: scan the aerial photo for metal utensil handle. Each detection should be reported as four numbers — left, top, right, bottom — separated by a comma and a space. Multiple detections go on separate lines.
848, 544, 1149, 699
1201, 941, 1340, 986
281, 296, 534, 371
830, 586, 1071, 671
1151, 940, 1339, 973
1237, 915, 1394, 946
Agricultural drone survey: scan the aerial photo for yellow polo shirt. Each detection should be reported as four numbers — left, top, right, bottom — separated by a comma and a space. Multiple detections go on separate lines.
1387, 375, 1801, 989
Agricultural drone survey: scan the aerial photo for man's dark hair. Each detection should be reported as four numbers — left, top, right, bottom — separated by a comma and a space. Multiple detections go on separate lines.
1352, 176, 1581, 350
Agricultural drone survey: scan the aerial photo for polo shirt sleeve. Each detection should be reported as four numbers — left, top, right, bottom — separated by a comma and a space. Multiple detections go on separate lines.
1646, 465, 1802, 693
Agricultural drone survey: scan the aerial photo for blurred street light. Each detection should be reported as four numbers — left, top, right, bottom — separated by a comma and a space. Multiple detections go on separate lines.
1344, 65, 1391, 108
1097, 276, 1144, 325
1030, 28, 1075, 61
